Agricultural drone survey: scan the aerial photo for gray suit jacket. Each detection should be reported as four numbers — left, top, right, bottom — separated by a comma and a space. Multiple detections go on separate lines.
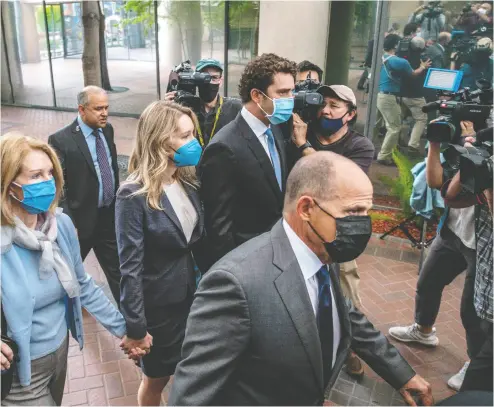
424, 43, 447, 69
169, 221, 415, 406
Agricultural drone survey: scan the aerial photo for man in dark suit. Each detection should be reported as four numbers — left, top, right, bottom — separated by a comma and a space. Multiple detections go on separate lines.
423, 31, 451, 69
198, 53, 301, 266
169, 152, 434, 406
48, 86, 121, 305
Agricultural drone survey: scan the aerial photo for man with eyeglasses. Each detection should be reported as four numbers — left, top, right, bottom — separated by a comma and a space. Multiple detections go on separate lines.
165, 59, 242, 148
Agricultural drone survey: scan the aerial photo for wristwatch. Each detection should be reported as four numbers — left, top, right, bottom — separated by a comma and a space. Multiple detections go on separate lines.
298, 141, 313, 152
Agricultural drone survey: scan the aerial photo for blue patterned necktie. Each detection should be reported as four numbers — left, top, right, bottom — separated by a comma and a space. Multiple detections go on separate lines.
264, 128, 282, 190
93, 130, 114, 207
316, 264, 334, 384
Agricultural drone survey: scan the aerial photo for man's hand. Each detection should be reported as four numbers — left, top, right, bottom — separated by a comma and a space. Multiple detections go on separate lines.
399, 375, 433, 406
484, 188, 493, 215
460, 121, 476, 137
164, 91, 177, 102
420, 59, 432, 70
1, 341, 13, 371
291, 113, 308, 148
120, 333, 153, 360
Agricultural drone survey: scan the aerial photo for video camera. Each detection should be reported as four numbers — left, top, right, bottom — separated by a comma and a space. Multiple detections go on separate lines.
423, 69, 492, 142
443, 127, 493, 193
422, 1, 444, 19
166, 60, 211, 111
293, 75, 325, 122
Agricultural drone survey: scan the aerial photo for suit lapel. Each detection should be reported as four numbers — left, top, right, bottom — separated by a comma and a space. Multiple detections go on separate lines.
237, 115, 283, 201
71, 120, 97, 178
272, 126, 287, 192
271, 221, 324, 392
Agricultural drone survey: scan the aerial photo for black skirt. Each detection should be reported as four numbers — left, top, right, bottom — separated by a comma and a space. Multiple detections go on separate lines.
140, 294, 194, 378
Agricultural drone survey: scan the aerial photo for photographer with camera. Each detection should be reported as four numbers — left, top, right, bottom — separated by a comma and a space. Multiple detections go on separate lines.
376, 34, 431, 165
441, 125, 493, 393
296, 60, 323, 84
397, 25, 429, 157
165, 59, 242, 147
389, 120, 488, 391
451, 37, 493, 91
288, 84, 374, 379
409, 1, 446, 43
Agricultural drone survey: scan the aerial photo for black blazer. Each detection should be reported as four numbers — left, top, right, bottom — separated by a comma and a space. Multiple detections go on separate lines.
198, 111, 287, 266
48, 119, 119, 239
115, 182, 208, 339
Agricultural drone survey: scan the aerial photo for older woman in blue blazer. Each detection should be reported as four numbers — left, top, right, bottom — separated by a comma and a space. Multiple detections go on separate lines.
0, 133, 139, 406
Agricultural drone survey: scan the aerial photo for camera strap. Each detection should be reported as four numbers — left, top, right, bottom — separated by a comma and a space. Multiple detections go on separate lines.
196, 96, 224, 147
382, 54, 401, 85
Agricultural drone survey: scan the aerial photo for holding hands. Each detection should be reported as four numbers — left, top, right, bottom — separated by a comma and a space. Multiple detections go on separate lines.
120, 332, 153, 361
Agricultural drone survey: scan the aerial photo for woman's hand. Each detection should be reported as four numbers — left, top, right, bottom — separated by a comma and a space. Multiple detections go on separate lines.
120, 333, 153, 360
1, 341, 14, 371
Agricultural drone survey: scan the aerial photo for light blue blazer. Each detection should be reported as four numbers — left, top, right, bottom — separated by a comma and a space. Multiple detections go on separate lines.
1, 212, 126, 386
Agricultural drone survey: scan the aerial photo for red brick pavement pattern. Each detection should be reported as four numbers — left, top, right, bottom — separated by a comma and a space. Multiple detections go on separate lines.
62, 250, 466, 406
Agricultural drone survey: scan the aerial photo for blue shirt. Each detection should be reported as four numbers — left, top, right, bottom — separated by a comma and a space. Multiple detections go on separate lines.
379, 53, 413, 93
77, 116, 115, 207
20, 246, 68, 360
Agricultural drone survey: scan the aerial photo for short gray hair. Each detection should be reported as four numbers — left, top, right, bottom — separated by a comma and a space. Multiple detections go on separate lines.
284, 151, 339, 209
77, 86, 106, 106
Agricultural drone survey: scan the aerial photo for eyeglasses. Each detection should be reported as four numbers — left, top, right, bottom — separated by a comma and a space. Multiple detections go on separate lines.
210, 75, 222, 83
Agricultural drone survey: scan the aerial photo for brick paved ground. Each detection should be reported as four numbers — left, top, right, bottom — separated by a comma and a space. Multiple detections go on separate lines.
2, 106, 467, 406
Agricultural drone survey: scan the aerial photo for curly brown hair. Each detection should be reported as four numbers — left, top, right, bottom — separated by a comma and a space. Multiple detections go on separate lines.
238, 53, 297, 103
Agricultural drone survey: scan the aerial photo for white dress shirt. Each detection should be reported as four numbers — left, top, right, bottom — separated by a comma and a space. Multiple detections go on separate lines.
282, 219, 341, 367
240, 107, 273, 164
164, 181, 198, 243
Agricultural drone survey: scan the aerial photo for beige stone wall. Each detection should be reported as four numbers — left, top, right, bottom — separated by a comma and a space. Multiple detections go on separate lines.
257, 0, 330, 68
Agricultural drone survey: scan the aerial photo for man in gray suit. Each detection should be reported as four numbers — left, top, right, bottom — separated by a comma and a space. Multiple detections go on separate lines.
169, 152, 433, 406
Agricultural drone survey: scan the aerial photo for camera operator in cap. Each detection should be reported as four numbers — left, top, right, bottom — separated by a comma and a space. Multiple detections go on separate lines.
288, 84, 374, 379
165, 59, 242, 147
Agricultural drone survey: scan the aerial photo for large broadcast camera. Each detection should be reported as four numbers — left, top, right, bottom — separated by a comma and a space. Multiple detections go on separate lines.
450, 28, 493, 67
423, 69, 492, 142
443, 127, 493, 193
293, 74, 325, 122
166, 60, 211, 111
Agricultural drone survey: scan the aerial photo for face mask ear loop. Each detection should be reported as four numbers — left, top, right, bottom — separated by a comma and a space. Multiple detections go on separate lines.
256, 90, 275, 119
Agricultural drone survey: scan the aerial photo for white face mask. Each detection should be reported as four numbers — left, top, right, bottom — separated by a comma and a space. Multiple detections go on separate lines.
478, 7, 487, 14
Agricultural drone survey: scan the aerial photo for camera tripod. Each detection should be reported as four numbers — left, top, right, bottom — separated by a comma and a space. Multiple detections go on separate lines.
380, 212, 437, 272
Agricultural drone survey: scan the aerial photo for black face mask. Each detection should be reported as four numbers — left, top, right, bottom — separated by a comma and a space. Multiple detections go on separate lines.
308, 200, 372, 263
198, 83, 220, 103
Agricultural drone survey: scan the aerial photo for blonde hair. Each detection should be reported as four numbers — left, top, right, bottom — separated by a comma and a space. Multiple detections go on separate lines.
125, 101, 199, 210
1, 132, 64, 226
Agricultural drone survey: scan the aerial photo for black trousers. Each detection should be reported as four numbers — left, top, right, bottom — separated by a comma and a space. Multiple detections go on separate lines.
79, 206, 121, 307
415, 226, 485, 359
461, 320, 493, 392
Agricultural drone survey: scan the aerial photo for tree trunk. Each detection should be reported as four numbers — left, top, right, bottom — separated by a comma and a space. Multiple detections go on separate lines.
98, 2, 112, 91
81, 0, 101, 87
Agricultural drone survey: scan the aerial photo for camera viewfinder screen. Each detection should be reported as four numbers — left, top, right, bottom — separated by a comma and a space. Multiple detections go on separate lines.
424, 69, 464, 92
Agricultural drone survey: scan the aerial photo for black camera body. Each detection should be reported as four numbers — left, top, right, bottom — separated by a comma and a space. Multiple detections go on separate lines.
166, 60, 212, 111
443, 127, 493, 193
423, 81, 493, 142
423, 2, 444, 19
293, 79, 325, 123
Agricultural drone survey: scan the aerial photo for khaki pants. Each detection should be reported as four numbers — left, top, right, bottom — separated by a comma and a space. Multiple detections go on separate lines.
377, 93, 402, 161
400, 97, 427, 149
338, 260, 362, 309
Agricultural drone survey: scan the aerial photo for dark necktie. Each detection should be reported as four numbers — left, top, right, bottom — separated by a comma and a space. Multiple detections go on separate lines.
264, 128, 282, 190
316, 265, 334, 385
93, 130, 114, 207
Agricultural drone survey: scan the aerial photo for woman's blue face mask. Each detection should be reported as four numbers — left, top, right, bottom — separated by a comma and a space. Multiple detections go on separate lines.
257, 91, 294, 125
11, 178, 56, 214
